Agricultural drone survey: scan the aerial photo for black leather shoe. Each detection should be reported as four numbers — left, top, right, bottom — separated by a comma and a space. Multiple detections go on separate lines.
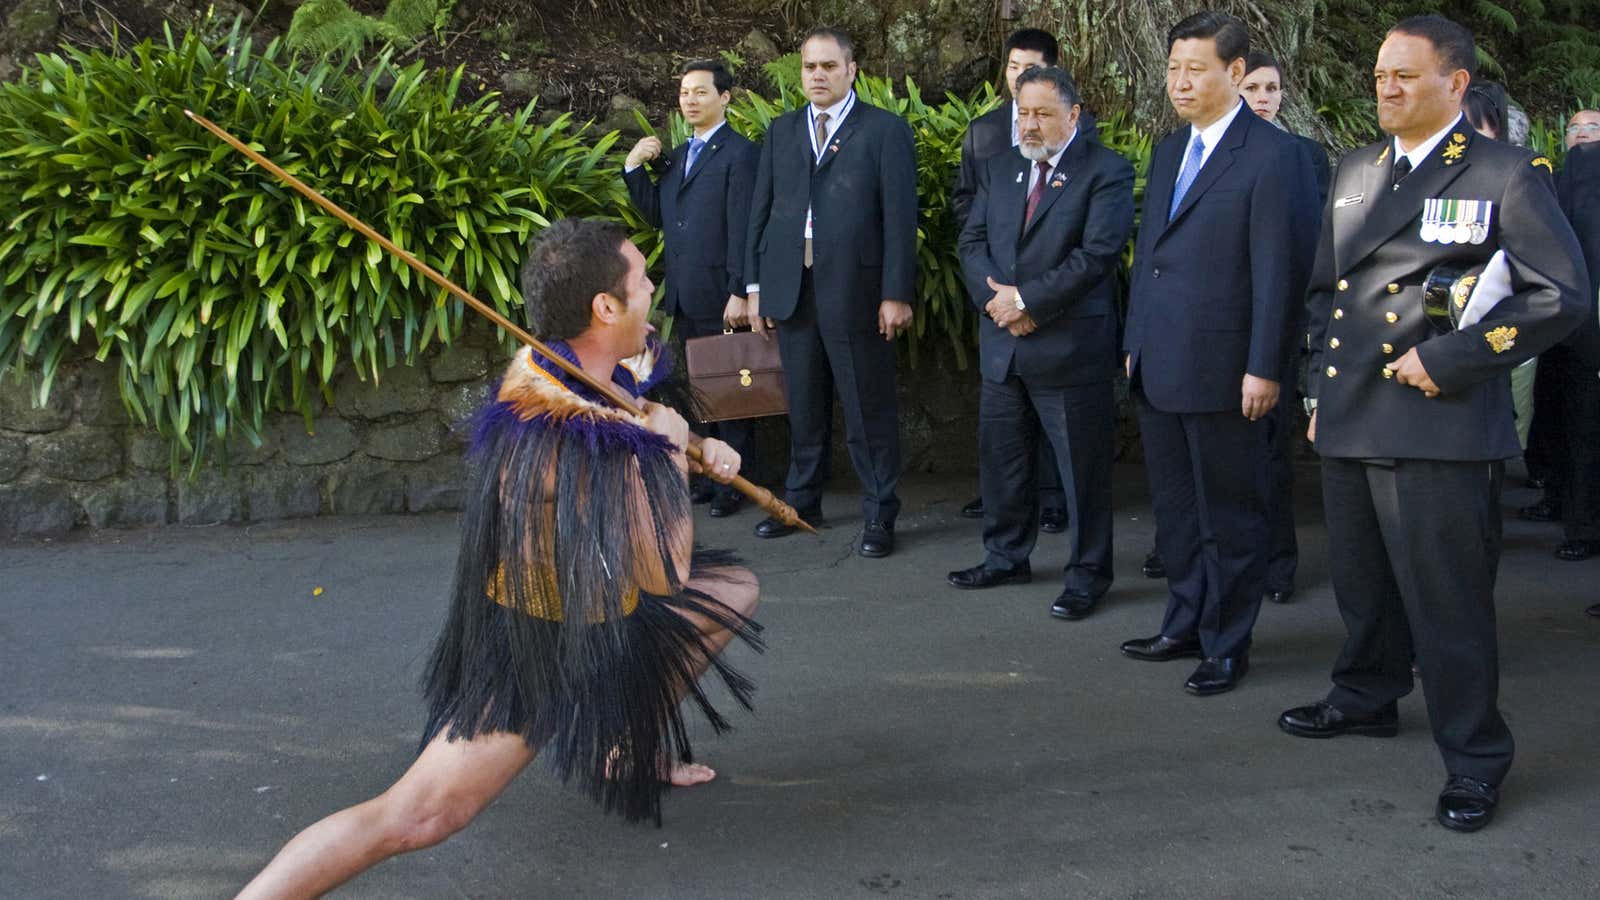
859, 520, 895, 558
1120, 634, 1202, 661
690, 480, 716, 505
1519, 499, 1561, 522
755, 511, 819, 539
1050, 588, 1099, 620
1588, 602, 1600, 617
1039, 507, 1068, 534
960, 497, 984, 519
1436, 775, 1498, 832
1555, 539, 1600, 561
1525, 476, 1547, 490
1141, 549, 1166, 579
1184, 655, 1248, 695
1265, 587, 1295, 604
708, 493, 742, 518
947, 562, 1031, 589
1278, 700, 1399, 738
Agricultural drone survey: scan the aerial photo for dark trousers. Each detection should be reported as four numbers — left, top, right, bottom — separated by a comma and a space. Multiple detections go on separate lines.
676, 315, 758, 500
979, 374, 1114, 595
1321, 456, 1514, 784
1542, 345, 1600, 541
774, 270, 902, 522
1135, 390, 1268, 660
1262, 375, 1300, 592
1525, 353, 1566, 492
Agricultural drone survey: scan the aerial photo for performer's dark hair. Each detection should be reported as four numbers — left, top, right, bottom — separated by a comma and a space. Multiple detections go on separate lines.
1004, 28, 1059, 67
1245, 51, 1283, 82
1016, 66, 1081, 108
1167, 11, 1250, 65
1389, 15, 1478, 78
681, 59, 733, 95
518, 218, 631, 340
802, 26, 855, 63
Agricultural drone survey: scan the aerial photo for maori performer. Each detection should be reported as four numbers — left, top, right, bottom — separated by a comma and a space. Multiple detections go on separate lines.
239, 218, 763, 899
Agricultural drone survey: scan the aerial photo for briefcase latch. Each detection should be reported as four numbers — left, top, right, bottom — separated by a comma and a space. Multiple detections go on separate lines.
739, 368, 752, 387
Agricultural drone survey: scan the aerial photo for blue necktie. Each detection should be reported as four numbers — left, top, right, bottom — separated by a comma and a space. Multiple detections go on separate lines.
1168, 133, 1206, 222
684, 137, 705, 175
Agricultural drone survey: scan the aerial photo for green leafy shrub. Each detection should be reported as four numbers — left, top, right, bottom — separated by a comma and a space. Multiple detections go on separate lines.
0, 22, 626, 467
285, 0, 438, 58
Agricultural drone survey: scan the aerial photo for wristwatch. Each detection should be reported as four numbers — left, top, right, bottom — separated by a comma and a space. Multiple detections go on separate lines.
1014, 290, 1026, 311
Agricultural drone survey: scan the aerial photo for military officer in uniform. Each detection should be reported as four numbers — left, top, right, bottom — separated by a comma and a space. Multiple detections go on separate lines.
1279, 15, 1585, 832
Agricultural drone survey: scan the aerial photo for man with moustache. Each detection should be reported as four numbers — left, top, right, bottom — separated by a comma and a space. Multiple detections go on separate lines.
624, 59, 760, 517
948, 66, 1134, 620
950, 28, 1098, 534
1279, 16, 1584, 831
743, 26, 918, 558
1119, 11, 1319, 695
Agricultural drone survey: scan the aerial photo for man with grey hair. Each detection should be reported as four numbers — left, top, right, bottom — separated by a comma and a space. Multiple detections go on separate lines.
949, 66, 1135, 621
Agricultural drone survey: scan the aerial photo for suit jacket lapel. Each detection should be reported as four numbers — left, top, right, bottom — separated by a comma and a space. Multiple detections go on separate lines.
1021, 135, 1088, 239
1145, 132, 1181, 243
676, 133, 720, 195
1339, 131, 1474, 272
812, 109, 862, 175
1162, 107, 1248, 234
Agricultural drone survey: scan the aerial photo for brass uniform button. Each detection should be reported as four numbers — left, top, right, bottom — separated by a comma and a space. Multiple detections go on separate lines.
1326, 366, 1338, 378
1329, 338, 1341, 349
1387, 283, 1401, 294
1382, 367, 1394, 379
1382, 343, 1394, 354
1385, 312, 1399, 323
1334, 308, 1345, 319
1337, 279, 1350, 291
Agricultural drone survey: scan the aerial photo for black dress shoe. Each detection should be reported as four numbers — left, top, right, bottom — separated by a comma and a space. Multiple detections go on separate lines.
1525, 476, 1547, 490
1436, 775, 1498, 832
1555, 539, 1600, 561
1050, 588, 1099, 620
947, 562, 1031, 589
1519, 499, 1562, 521
1588, 602, 1600, 617
1278, 700, 1399, 738
1141, 549, 1166, 579
690, 480, 716, 505
708, 493, 743, 518
960, 497, 984, 519
754, 511, 819, 539
1120, 634, 1202, 661
859, 520, 895, 558
1039, 507, 1068, 534
1265, 587, 1295, 604
1184, 655, 1248, 695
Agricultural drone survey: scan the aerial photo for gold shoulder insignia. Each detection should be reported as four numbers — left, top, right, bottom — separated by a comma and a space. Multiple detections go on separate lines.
1442, 143, 1464, 161
1452, 132, 1467, 143
1375, 146, 1391, 165
1485, 325, 1518, 354
1531, 156, 1553, 173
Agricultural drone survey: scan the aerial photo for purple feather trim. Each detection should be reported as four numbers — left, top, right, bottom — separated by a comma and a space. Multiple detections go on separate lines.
468, 391, 675, 460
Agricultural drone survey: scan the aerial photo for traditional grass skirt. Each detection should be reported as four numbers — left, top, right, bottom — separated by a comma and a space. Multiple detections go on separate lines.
419, 550, 762, 824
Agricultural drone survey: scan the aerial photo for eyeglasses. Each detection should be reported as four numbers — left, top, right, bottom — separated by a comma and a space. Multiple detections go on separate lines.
1568, 122, 1600, 135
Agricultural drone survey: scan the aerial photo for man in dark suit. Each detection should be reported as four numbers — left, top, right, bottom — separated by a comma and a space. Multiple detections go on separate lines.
950, 28, 1098, 533
623, 60, 760, 517
743, 27, 918, 558
947, 67, 1135, 620
1530, 141, 1600, 562
1240, 50, 1334, 606
1119, 11, 1319, 696
1279, 16, 1585, 832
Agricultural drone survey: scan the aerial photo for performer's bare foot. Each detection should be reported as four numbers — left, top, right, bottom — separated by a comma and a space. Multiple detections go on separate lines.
668, 761, 716, 786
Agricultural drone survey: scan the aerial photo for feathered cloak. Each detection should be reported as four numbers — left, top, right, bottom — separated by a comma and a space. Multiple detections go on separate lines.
420, 339, 761, 824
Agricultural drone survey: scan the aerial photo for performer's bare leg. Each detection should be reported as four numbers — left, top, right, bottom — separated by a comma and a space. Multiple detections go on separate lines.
666, 565, 761, 787
239, 570, 757, 898
236, 731, 536, 900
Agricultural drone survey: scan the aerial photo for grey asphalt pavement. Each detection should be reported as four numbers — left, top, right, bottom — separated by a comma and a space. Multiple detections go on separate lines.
2, 464, 1598, 899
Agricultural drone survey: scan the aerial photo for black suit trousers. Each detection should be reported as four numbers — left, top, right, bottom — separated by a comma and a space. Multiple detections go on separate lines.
979, 374, 1113, 594
775, 269, 902, 522
674, 315, 758, 499
1262, 366, 1300, 592
1321, 456, 1514, 784
1540, 344, 1600, 540
1135, 390, 1267, 660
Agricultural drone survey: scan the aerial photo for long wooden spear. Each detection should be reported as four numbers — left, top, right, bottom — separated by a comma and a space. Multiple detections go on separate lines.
184, 109, 815, 534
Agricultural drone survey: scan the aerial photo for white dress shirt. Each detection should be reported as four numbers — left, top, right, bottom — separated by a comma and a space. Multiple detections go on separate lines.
1188, 98, 1247, 170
